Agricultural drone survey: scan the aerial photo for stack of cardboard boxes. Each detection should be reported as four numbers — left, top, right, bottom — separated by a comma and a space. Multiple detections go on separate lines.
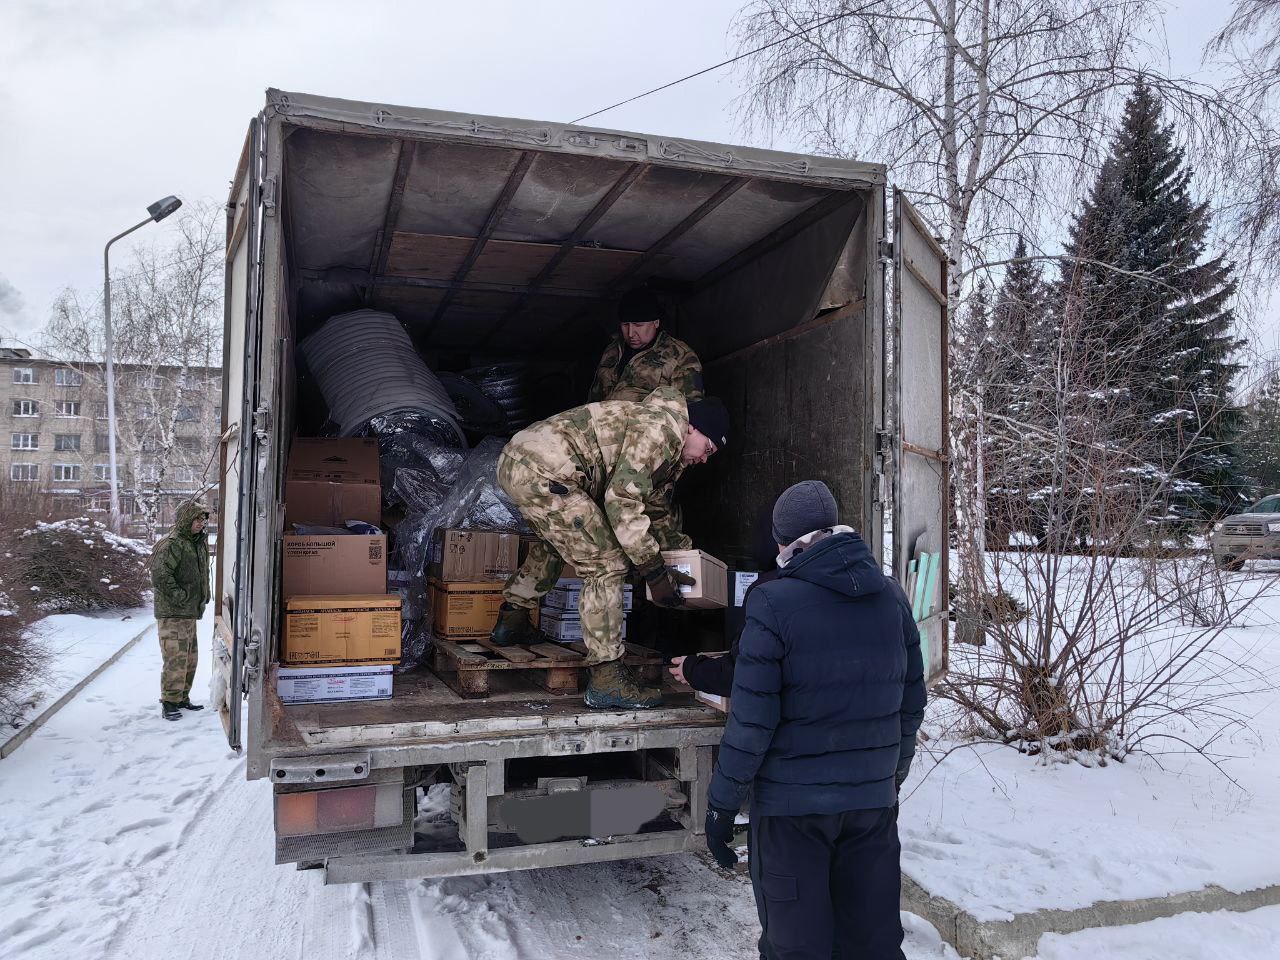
428, 528, 524, 640
538, 573, 634, 642
277, 439, 402, 704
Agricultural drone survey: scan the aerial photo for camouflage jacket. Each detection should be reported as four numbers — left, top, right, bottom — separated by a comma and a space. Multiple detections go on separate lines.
151, 501, 211, 619
587, 330, 704, 404
503, 387, 689, 570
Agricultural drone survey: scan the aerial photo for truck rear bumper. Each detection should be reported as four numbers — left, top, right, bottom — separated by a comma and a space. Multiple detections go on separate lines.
323, 827, 701, 883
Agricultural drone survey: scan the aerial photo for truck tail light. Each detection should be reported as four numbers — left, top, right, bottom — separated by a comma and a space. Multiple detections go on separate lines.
275, 782, 402, 838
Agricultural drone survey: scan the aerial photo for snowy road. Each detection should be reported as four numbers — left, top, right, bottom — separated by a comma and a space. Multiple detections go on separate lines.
0, 611, 956, 960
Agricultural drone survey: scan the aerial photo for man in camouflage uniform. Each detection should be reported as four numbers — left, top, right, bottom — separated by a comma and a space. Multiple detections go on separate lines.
151, 501, 211, 721
491, 386, 730, 709
587, 288, 704, 404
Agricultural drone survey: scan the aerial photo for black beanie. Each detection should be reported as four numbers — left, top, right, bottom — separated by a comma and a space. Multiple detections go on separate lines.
686, 397, 729, 450
619, 288, 665, 325
772, 480, 838, 545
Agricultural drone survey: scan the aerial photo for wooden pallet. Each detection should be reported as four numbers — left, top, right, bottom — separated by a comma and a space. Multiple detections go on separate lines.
431, 638, 664, 699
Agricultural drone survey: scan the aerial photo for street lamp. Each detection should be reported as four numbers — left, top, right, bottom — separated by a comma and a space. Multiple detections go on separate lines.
103, 195, 182, 532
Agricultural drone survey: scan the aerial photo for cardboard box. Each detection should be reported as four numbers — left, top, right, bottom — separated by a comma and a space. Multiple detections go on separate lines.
541, 582, 633, 612
285, 438, 382, 526
695, 690, 730, 713
429, 579, 538, 637
645, 549, 729, 609
429, 528, 520, 583
282, 534, 387, 599
282, 594, 401, 666
540, 609, 627, 643
276, 664, 394, 704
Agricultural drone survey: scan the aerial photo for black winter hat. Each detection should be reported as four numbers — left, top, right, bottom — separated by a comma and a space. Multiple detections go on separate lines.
618, 288, 666, 325
772, 480, 838, 545
686, 397, 729, 450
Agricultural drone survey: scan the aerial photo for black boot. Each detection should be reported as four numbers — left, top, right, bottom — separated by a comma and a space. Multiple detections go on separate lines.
177, 699, 205, 711
489, 603, 543, 647
584, 659, 663, 709
161, 701, 182, 721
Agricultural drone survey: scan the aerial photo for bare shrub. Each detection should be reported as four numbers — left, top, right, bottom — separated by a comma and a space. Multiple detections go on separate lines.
8, 518, 150, 615
0, 589, 47, 729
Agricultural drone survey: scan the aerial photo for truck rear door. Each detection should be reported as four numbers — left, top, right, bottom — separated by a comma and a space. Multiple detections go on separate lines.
215, 118, 266, 750
891, 190, 949, 683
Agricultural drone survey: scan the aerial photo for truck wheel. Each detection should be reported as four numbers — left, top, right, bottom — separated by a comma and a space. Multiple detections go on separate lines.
1215, 555, 1244, 571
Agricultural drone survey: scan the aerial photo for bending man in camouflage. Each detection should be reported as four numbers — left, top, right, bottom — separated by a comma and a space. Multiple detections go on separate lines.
492, 386, 730, 710
587, 288, 704, 404
151, 501, 211, 721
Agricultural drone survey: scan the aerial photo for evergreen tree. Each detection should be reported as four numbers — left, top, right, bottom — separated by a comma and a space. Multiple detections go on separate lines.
1240, 367, 1280, 498
1060, 82, 1245, 521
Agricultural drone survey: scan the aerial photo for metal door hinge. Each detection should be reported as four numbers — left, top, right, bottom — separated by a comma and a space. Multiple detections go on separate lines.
252, 404, 271, 444
261, 176, 277, 216
878, 239, 894, 263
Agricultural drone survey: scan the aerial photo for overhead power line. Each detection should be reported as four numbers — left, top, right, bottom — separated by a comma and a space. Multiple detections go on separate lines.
569, 9, 856, 125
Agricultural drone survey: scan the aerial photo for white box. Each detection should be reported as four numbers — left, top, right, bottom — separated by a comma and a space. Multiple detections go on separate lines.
540, 610, 628, 643
542, 583, 633, 612
276, 664, 394, 704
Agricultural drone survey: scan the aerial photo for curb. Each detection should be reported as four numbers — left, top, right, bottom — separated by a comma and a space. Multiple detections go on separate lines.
902, 874, 1280, 959
0, 621, 156, 759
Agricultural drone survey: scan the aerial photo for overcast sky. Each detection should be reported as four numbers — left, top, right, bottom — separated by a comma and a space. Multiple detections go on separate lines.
2, 0, 1273, 366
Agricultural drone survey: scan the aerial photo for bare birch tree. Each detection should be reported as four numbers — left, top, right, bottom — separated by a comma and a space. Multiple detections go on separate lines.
41, 201, 223, 538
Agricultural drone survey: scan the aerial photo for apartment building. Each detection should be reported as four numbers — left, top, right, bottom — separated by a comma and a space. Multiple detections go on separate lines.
2, 347, 222, 535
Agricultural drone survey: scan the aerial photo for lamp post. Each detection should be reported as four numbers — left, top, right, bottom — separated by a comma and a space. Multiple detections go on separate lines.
104, 195, 182, 532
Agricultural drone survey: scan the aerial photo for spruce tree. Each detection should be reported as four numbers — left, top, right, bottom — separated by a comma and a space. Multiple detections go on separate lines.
1060, 82, 1244, 521
1241, 368, 1280, 498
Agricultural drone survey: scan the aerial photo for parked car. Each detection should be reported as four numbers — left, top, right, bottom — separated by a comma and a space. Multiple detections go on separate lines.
1211, 494, 1280, 569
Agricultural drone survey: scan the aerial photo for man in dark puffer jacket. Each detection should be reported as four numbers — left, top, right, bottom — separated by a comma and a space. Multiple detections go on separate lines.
705, 480, 926, 960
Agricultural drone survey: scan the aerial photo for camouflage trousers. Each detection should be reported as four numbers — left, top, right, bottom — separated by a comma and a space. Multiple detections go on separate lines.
497, 453, 629, 664
158, 617, 198, 703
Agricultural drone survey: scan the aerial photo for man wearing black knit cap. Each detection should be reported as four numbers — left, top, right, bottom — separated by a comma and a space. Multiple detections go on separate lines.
587, 287, 704, 404
703, 479, 926, 960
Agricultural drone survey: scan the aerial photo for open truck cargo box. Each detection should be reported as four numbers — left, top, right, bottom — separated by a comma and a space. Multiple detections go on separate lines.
213, 89, 947, 882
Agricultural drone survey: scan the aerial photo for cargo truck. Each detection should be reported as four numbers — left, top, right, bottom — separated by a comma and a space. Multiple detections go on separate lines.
213, 88, 949, 883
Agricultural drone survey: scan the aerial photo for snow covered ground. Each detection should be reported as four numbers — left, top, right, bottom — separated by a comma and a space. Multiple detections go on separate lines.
899, 563, 1280, 925
2, 565, 1278, 959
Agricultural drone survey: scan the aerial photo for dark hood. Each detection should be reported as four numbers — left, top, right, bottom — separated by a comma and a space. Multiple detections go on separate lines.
778, 530, 884, 599
172, 500, 211, 541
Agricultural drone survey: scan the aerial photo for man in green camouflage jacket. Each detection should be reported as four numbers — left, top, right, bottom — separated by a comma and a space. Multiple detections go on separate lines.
587, 288, 704, 404
492, 386, 730, 709
151, 501, 212, 721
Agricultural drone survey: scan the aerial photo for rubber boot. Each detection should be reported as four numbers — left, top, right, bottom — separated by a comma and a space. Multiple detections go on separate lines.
177, 699, 205, 711
161, 701, 182, 721
584, 658, 663, 710
489, 602, 542, 647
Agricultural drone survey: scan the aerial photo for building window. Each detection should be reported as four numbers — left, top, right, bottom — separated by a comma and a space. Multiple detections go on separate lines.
55, 400, 81, 417
135, 373, 162, 389
136, 402, 156, 419
94, 401, 108, 420
13, 399, 38, 417
53, 463, 81, 481
54, 433, 81, 452
11, 433, 38, 450
174, 466, 197, 484
138, 464, 160, 483
141, 436, 158, 453
177, 435, 203, 453
55, 368, 84, 386
179, 372, 202, 390
94, 464, 110, 481
10, 463, 38, 481
176, 405, 200, 422
12, 368, 36, 384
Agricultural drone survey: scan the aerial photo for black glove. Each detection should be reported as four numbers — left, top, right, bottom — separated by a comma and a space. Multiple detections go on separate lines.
642, 561, 696, 608
895, 770, 908, 797
704, 806, 738, 869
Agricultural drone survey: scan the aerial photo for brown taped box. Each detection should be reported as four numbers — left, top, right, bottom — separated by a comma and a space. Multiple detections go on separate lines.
428, 529, 519, 583
282, 594, 402, 666
284, 437, 381, 526
282, 535, 387, 599
430, 579, 539, 638
645, 549, 729, 609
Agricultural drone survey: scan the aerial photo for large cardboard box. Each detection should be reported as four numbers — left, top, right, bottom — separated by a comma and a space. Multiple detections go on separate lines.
282, 534, 387, 599
276, 664, 394, 704
645, 549, 729, 609
540, 608, 627, 643
285, 438, 381, 526
429, 580, 539, 637
282, 594, 401, 666
429, 529, 519, 583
